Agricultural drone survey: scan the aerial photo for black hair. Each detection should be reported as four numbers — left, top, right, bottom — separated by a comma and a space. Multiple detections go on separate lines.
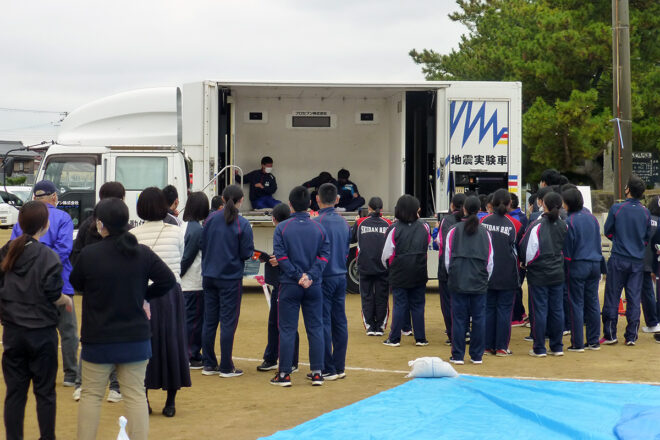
318, 171, 334, 184
491, 189, 511, 216
509, 192, 519, 209
536, 186, 554, 205
528, 193, 536, 206
561, 183, 577, 192
368, 197, 383, 215
222, 185, 243, 224
95, 198, 138, 256
451, 193, 467, 222
647, 196, 660, 217
211, 195, 224, 211
137, 187, 169, 221
289, 186, 310, 212
463, 195, 481, 235
478, 194, 488, 212
540, 169, 561, 186
271, 203, 291, 223
627, 174, 645, 199
182, 191, 210, 222
486, 193, 494, 208
543, 192, 563, 222
338, 168, 350, 180
394, 194, 420, 223
162, 185, 179, 207
1, 201, 49, 272
562, 188, 583, 213
318, 182, 338, 205
99, 181, 126, 200
261, 156, 273, 166
558, 175, 569, 186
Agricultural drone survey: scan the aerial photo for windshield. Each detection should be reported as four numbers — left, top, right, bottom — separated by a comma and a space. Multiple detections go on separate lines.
10, 190, 30, 203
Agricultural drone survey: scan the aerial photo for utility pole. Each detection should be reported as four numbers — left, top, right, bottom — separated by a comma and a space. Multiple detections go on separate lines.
612, 0, 632, 201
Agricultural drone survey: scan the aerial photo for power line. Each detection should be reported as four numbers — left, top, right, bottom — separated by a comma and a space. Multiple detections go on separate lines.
0, 107, 67, 114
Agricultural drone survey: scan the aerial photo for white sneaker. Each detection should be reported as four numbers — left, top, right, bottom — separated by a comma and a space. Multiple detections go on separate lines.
107, 390, 122, 403
642, 324, 660, 333
72, 387, 81, 402
335, 207, 347, 212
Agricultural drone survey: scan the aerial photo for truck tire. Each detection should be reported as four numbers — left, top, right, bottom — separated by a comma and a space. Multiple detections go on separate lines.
346, 247, 360, 294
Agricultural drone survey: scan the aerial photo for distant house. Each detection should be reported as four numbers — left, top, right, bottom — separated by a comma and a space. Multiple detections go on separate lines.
0, 140, 40, 177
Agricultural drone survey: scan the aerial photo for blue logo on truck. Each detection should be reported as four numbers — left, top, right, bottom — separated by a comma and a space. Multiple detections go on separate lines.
449, 101, 508, 148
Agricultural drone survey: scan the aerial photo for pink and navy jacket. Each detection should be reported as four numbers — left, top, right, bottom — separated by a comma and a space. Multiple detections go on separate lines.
480, 213, 522, 291
564, 208, 602, 263
444, 221, 494, 294
273, 211, 331, 285
312, 207, 351, 278
381, 220, 431, 289
603, 198, 651, 263
520, 214, 567, 286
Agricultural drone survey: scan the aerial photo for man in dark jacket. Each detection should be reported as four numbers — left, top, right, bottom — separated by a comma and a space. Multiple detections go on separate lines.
237, 156, 280, 209
303, 172, 337, 211
335, 169, 365, 212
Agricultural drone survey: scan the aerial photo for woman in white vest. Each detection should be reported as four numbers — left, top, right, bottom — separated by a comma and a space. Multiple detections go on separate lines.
130, 187, 191, 417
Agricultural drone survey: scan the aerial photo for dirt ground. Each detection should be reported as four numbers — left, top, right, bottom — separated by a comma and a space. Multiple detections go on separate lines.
2, 279, 658, 439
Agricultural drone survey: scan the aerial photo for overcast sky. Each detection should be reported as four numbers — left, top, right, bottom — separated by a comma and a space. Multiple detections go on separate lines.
0, 0, 464, 144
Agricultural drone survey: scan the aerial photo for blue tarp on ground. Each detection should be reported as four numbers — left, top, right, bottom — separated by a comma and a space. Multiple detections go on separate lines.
260, 375, 660, 440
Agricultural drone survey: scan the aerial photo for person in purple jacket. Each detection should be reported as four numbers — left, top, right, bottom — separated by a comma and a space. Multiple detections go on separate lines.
601, 175, 652, 346
270, 186, 330, 387
11, 179, 78, 387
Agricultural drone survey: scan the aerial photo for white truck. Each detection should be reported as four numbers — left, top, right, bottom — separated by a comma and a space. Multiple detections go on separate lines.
36, 80, 522, 292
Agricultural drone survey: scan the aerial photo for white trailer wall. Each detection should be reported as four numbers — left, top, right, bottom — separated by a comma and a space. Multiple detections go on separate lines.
232, 93, 401, 211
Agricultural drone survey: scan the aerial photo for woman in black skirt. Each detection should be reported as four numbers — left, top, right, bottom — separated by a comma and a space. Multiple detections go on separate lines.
131, 187, 191, 417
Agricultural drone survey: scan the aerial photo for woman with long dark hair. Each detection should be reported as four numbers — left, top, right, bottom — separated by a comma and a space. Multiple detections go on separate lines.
480, 190, 522, 356
130, 187, 191, 417
70, 198, 175, 440
521, 192, 567, 357
0, 201, 72, 440
381, 194, 431, 347
200, 185, 254, 377
444, 195, 494, 364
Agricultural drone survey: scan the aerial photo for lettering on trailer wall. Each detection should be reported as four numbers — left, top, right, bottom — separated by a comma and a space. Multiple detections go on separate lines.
448, 100, 509, 172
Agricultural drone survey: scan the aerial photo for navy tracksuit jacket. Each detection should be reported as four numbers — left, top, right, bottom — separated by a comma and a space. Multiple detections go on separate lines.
313, 207, 351, 375
602, 198, 651, 343
565, 208, 602, 348
273, 211, 330, 373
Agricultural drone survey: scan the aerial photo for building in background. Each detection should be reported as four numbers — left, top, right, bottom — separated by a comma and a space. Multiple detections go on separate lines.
0, 140, 40, 184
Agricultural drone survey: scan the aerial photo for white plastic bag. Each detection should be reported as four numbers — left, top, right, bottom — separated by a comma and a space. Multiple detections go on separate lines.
117, 416, 130, 440
406, 356, 458, 378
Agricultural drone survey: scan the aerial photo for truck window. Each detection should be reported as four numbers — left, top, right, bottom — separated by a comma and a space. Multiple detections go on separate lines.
43, 157, 97, 229
115, 157, 168, 190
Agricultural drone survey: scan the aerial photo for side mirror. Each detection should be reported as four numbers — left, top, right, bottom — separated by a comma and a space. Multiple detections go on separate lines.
3, 157, 14, 178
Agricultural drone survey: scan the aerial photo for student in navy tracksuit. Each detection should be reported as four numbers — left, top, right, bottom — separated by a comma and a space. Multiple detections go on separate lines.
641, 196, 660, 333
256, 203, 300, 372
508, 193, 528, 325
481, 190, 521, 356
521, 192, 567, 357
435, 193, 467, 345
381, 195, 431, 347
445, 196, 494, 364
602, 175, 652, 345
313, 183, 351, 380
200, 185, 254, 377
270, 187, 330, 387
351, 197, 392, 336
562, 188, 603, 351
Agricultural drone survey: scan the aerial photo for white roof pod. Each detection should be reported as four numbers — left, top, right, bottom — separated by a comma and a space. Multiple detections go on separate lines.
57, 87, 182, 149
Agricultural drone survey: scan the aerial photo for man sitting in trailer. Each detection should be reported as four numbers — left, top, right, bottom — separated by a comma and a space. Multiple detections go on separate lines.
302, 171, 337, 211
237, 156, 281, 209
335, 168, 365, 212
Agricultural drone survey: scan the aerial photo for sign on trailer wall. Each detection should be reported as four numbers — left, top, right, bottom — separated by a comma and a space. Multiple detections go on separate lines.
448, 100, 509, 172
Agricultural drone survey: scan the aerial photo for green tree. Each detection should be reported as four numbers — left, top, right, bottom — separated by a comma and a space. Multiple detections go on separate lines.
410, 0, 660, 185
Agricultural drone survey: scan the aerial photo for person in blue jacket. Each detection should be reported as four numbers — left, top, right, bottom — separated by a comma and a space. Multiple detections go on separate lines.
200, 185, 254, 377
601, 175, 651, 346
562, 188, 603, 351
11, 180, 78, 387
236, 156, 280, 209
270, 186, 330, 387
313, 183, 351, 380
640, 196, 660, 333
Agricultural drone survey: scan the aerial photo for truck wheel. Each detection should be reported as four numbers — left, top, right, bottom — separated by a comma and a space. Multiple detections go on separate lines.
346, 247, 359, 294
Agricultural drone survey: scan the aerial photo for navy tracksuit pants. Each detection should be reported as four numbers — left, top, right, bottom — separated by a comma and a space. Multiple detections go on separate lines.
322, 275, 349, 374
184, 289, 204, 361
202, 277, 242, 373
642, 272, 659, 327
278, 283, 324, 374
485, 289, 514, 351
566, 261, 601, 348
529, 283, 564, 354
263, 283, 299, 366
602, 254, 643, 342
512, 268, 526, 321
389, 285, 426, 343
450, 291, 486, 361
438, 280, 452, 340
359, 273, 389, 331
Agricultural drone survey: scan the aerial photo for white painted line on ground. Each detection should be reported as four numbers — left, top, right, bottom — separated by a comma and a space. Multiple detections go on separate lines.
234, 357, 660, 385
